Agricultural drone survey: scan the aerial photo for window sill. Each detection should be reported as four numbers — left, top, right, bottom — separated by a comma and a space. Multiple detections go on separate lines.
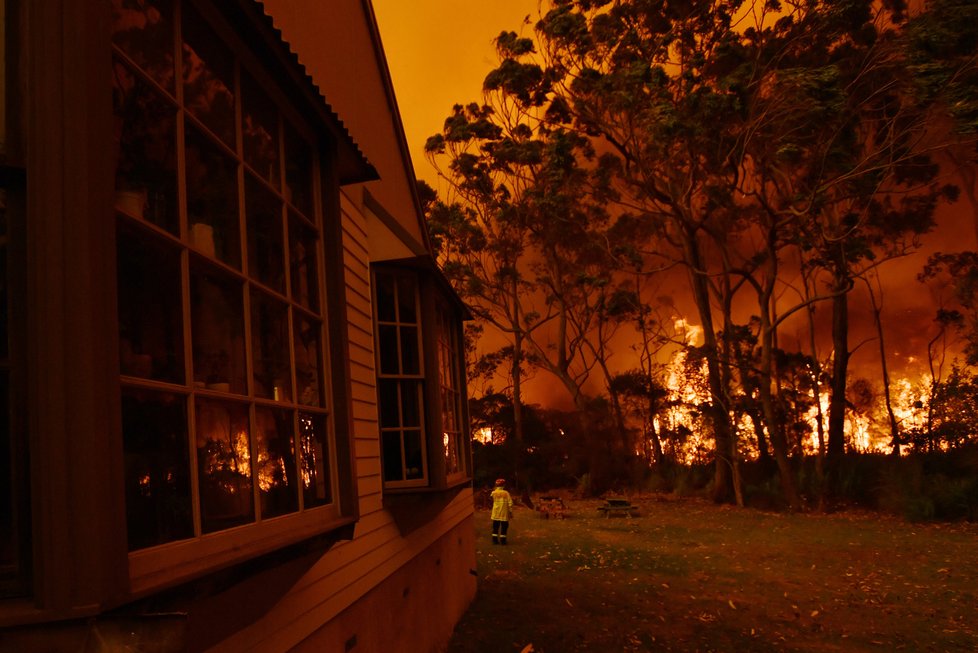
128, 508, 354, 598
382, 474, 471, 496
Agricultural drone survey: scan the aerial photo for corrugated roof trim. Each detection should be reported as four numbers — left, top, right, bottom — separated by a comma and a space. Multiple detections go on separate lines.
250, 0, 378, 184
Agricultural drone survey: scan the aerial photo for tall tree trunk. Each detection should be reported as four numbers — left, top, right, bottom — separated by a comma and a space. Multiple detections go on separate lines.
595, 348, 631, 454
647, 406, 664, 465
720, 281, 744, 508
758, 304, 801, 511
801, 255, 828, 511
681, 227, 735, 503
511, 304, 525, 493
748, 405, 770, 462
865, 275, 900, 456
827, 264, 850, 494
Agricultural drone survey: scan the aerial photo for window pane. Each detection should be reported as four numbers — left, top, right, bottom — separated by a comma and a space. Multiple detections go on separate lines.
122, 389, 193, 551
0, 245, 6, 361
382, 431, 403, 482
241, 71, 279, 189
400, 380, 420, 428
0, 371, 12, 568
400, 326, 419, 375
288, 216, 318, 311
0, 191, 7, 567
245, 174, 285, 292
186, 126, 241, 267
293, 315, 322, 406
444, 427, 461, 476
191, 263, 246, 394
299, 412, 330, 507
117, 222, 184, 383
112, 60, 178, 234
182, 3, 235, 147
403, 430, 424, 480
377, 324, 399, 375
441, 388, 458, 431
378, 379, 399, 428
196, 399, 254, 533
396, 275, 417, 323
255, 407, 298, 518
110, 0, 175, 92
283, 121, 313, 216
251, 289, 291, 401
374, 272, 395, 322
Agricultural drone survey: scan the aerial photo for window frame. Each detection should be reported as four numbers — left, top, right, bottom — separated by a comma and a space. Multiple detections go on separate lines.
371, 261, 471, 494
0, 0, 30, 601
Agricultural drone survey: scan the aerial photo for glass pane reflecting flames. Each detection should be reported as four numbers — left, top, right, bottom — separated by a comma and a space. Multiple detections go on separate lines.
196, 399, 254, 533
299, 412, 330, 507
255, 407, 298, 518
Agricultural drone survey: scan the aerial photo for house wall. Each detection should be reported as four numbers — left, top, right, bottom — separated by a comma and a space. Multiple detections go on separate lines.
195, 189, 476, 652
293, 518, 476, 653
0, 0, 476, 651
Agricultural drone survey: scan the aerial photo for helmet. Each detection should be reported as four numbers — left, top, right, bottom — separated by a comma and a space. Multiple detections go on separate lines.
494, 478, 506, 486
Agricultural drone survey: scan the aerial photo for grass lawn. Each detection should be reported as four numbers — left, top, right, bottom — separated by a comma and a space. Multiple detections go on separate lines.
446, 495, 978, 652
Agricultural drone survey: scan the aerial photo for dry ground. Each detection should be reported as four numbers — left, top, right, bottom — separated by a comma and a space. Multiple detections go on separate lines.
446, 495, 978, 652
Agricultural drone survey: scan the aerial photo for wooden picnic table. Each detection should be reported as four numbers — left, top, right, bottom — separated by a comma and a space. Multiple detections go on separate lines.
597, 497, 638, 518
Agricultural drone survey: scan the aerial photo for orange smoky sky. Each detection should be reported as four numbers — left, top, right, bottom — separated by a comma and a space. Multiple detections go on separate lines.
371, 0, 539, 187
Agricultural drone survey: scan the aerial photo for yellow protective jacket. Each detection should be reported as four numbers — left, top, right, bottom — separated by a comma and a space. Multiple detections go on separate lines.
490, 487, 513, 521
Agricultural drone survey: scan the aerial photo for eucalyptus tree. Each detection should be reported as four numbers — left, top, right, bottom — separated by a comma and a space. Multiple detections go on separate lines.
423, 102, 539, 445
425, 47, 637, 425
743, 0, 969, 491
717, 0, 960, 505
471, 0, 975, 506
514, 0, 757, 503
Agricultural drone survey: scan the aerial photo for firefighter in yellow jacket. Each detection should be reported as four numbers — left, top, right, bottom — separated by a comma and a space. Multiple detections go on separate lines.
490, 478, 513, 545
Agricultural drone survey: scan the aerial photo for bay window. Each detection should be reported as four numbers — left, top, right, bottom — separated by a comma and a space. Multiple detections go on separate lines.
111, 0, 354, 587
373, 264, 470, 492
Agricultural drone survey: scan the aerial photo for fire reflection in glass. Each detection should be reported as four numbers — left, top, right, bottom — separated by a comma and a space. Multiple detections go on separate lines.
299, 412, 330, 508
195, 399, 254, 533
255, 407, 298, 518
